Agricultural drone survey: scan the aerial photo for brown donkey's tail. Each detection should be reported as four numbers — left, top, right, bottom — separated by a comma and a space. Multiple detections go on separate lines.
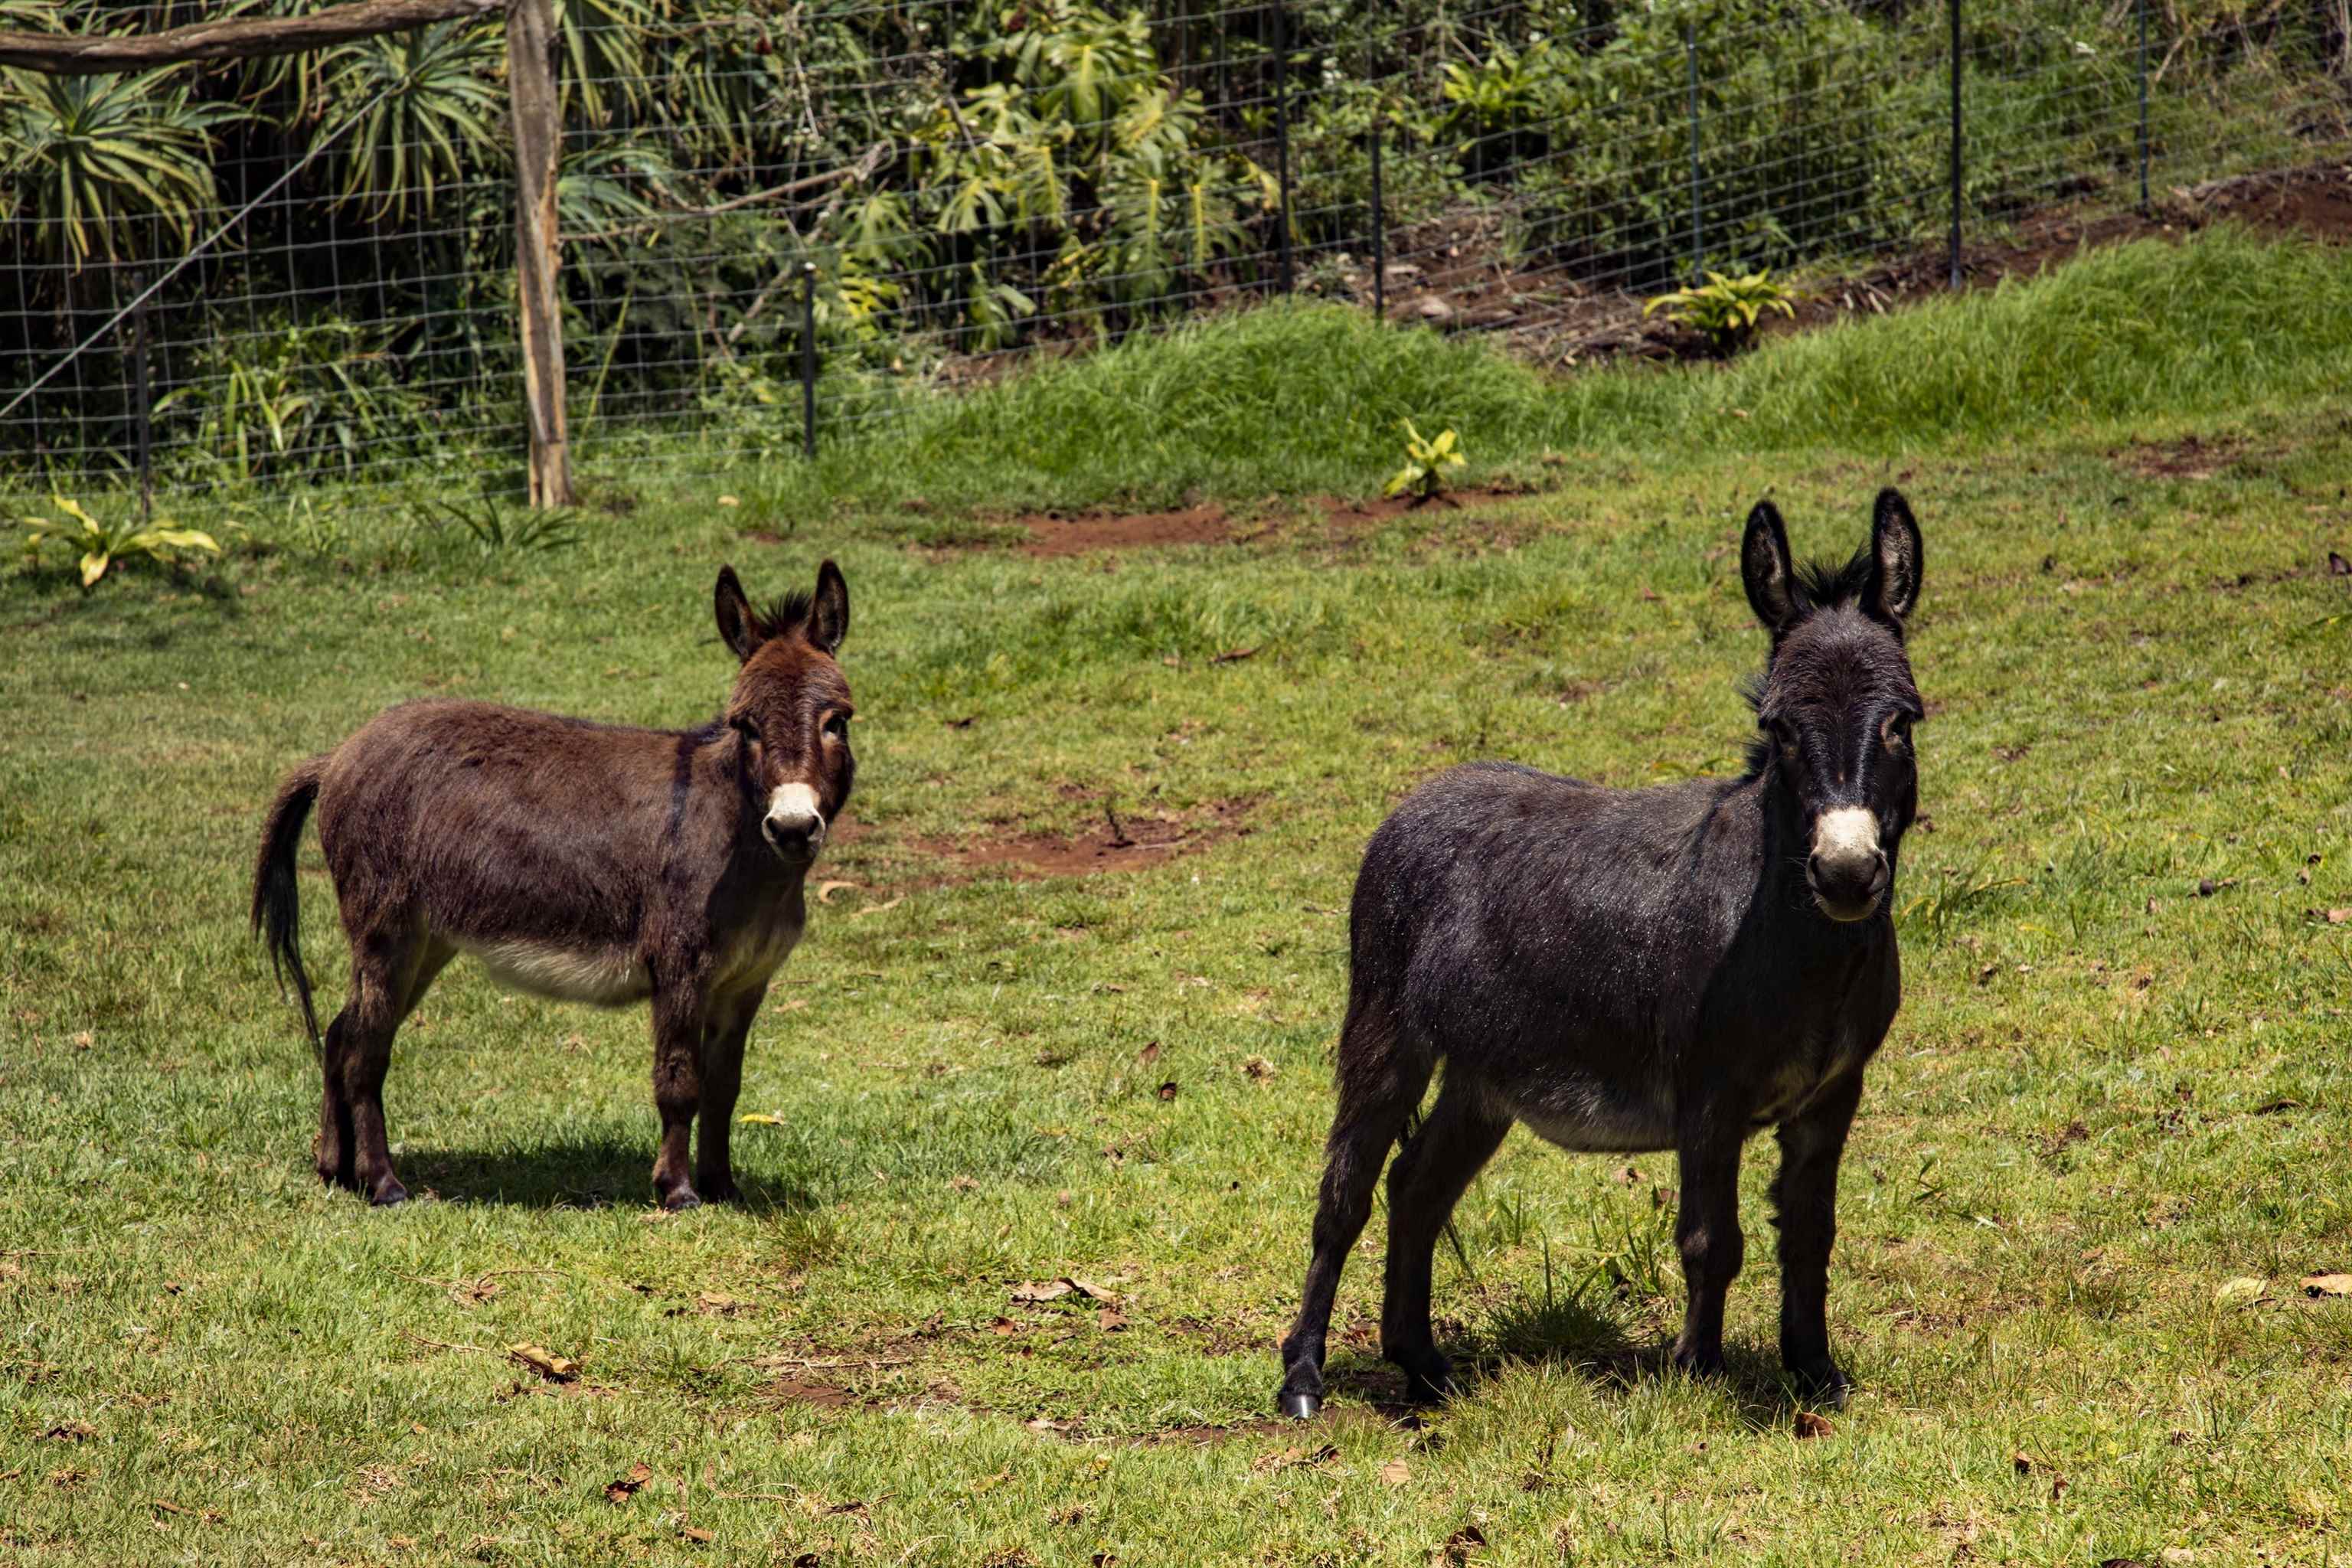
252, 758, 327, 1050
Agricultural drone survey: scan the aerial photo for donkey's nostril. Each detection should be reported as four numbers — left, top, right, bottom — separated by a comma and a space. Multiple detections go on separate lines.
763, 813, 822, 855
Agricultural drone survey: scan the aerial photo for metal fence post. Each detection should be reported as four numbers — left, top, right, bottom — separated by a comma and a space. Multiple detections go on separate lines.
2137, 0, 2151, 214
1274, 0, 1294, 292
801, 261, 818, 461
1370, 112, 1385, 320
129, 274, 153, 525
1687, 22, 1704, 282
1949, 0, 1964, 289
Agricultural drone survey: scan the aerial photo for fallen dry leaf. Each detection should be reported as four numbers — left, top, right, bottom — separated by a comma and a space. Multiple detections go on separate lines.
949, 1174, 979, 1192
1792, 1411, 1836, 1439
815, 880, 861, 905
737, 1111, 785, 1125
1138, 1040, 1161, 1064
2301, 1272, 2352, 1297
1011, 1279, 1119, 1316
1380, 1459, 1412, 1485
1024, 1416, 1079, 1434
1096, 1307, 1129, 1331
2012, 1452, 2038, 1475
1243, 1056, 1276, 1080
696, 1292, 752, 1317
988, 1315, 1022, 1335
604, 1462, 652, 1503
2215, 1276, 2269, 1306
508, 1344, 578, 1383
851, 896, 904, 919
1211, 646, 1259, 664
39, 1423, 93, 1443
1156, 1080, 1178, 1101
681, 1524, 715, 1544
1010, 1279, 1074, 1305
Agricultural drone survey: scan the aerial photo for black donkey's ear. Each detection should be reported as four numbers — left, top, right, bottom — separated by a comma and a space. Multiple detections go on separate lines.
1741, 499, 1800, 636
1866, 488, 1922, 629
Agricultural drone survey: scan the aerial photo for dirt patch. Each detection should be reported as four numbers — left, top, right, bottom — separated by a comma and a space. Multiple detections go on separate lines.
1001, 484, 1538, 558
1020, 504, 1235, 557
2112, 431, 2247, 480
915, 797, 1253, 880
761, 1377, 857, 1409
824, 797, 1256, 894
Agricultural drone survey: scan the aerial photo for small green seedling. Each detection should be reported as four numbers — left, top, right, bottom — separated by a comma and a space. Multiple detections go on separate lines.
21, 495, 219, 589
1644, 269, 1798, 356
1384, 420, 1466, 503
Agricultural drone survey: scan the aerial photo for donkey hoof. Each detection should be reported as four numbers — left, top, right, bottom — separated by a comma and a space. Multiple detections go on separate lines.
1391, 1351, 1456, 1406
1278, 1390, 1322, 1421
660, 1187, 704, 1213
1791, 1360, 1852, 1410
369, 1179, 410, 1207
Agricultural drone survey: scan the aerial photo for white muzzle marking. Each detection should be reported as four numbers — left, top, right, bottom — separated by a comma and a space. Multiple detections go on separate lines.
1811, 806, 1880, 867
765, 781, 826, 856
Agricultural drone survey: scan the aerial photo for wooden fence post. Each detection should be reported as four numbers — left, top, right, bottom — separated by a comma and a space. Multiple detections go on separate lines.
508, 0, 572, 507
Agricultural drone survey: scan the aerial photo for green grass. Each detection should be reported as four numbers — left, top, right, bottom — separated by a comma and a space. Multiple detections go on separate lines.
5, 227, 2352, 1566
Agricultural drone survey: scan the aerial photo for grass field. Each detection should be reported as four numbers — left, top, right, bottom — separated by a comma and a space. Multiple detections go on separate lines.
5, 227, 2352, 1566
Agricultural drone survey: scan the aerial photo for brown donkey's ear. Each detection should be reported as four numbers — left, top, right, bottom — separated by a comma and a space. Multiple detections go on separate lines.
714, 565, 763, 662
807, 560, 849, 656
1867, 488, 1923, 629
1741, 500, 1800, 635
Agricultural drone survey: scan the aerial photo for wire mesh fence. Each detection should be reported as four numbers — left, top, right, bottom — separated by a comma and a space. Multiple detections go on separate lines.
3, 0, 2347, 521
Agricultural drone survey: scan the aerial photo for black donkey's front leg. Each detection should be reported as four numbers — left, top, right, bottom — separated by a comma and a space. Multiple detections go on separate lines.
1771, 1072, 1865, 1407
1669, 1094, 1751, 1379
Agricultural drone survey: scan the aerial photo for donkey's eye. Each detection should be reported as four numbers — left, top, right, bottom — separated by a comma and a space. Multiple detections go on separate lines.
824, 713, 851, 740
1883, 715, 1913, 752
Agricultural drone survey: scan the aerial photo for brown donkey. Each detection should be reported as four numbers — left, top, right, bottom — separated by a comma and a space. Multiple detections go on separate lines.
252, 562, 854, 1209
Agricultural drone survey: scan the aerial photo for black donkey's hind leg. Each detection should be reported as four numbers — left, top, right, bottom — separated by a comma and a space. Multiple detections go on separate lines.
1276, 995, 1431, 1419
1377, 1073, 1512, 1403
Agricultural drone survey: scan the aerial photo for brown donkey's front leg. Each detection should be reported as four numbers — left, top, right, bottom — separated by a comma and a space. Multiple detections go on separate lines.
1669, 1095, 1751, 1379
649, 985, 710, 1210
692, 986, 765, 1204
1772, 1073, 1864, 1408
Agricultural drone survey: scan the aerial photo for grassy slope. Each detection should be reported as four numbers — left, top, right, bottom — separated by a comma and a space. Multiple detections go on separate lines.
4, 228, 2351, 1566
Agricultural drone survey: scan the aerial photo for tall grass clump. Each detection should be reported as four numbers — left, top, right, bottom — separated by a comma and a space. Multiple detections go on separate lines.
773, 299, 1565, 514
1562, 225, 2352, 450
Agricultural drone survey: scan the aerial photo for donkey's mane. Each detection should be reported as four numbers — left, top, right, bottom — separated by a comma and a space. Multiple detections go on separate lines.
1792, 545, 1875, 612
748, 589, 817, 647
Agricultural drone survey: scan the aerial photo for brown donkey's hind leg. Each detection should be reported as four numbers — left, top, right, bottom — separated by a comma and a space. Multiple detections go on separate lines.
1276, 993, 1432, 1419
320, 924, 449, 1206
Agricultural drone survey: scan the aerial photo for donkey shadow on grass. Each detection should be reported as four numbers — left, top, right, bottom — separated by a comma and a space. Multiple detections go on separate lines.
1315, 1292, 1819, 1428
395, 1136, 821, 1214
